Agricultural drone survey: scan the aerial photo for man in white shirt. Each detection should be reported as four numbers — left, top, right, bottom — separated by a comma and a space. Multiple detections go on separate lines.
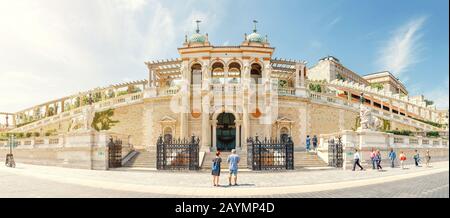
353, 148, 364, 171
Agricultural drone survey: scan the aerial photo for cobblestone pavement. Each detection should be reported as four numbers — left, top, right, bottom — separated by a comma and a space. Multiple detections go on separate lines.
0, 162, 448, 198
269, 171, 449, 198
1, 169, 447, 198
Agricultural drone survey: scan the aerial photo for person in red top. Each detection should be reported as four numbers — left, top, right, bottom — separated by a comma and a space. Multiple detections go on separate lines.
399, 151, 407, 169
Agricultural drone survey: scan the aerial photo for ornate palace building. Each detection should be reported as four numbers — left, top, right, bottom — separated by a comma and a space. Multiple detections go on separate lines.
1, 22, 448, 169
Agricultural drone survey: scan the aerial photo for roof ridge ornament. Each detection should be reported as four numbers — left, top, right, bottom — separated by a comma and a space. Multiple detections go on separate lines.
195, 20, 201, 33
253, 20, 258, 33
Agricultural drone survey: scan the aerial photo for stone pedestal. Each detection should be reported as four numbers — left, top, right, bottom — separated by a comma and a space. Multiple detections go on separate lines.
143, 87, 157, 98
295, 87, 308, 97
356, 129, 391, 149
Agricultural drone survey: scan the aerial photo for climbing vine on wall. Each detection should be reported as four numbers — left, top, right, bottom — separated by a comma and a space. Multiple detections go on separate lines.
382, 119, 391, 131
353, 116, 361, 131
91, 109, 119, 131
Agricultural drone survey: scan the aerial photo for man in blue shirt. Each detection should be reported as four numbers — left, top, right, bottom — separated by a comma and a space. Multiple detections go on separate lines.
388, 148, 397, 168
227, 149, 240, 186
306, 135, 311, 152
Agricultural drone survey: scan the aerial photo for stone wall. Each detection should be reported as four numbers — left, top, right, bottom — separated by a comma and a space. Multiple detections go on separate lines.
308, 103, 358, 136
109, 103, 144, 148
0, 131, 111, 170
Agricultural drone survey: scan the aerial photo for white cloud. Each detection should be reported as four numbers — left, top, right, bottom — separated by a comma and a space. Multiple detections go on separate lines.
377, 16, 427, 77
326, 16, 341, 29
0, 0, 229, 113
423, 77, 449, 109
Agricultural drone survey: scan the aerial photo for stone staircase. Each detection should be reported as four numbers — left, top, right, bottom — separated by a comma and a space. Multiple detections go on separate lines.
202, 151, 248, 170
122, 148, 156, 169
294, 151, 328, 168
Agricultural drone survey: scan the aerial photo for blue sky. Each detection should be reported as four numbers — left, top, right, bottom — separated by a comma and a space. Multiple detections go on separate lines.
0, 0, 448, 114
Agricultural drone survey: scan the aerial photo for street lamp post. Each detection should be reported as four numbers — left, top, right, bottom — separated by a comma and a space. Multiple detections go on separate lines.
5, 134, 16, 168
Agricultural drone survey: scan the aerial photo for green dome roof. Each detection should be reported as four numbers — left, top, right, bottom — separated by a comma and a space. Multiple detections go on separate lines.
189, 33, 206, 43
247, 32, 264, 43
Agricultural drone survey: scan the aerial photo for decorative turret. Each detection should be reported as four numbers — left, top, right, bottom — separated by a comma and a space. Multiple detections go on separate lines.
183, 20, 210, 47
242, 20, 270, 47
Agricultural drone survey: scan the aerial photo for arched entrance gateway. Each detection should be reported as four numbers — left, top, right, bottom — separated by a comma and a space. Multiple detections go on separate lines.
216, 113, 236, 151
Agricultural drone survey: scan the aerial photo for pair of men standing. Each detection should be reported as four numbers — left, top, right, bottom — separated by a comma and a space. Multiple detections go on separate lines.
211, 149, 240, 187
306, 135, 318, 152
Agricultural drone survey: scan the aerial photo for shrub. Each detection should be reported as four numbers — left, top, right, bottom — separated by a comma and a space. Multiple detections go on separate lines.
386, 130, 413, 136
26, 132, 32, 138
33, 132, 40, 137
426, 131, 440, 138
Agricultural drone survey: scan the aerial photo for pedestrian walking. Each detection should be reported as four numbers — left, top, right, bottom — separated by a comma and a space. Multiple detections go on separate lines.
227, 149, 240, 186
312, 135, 318, 152
388, 148, 397, 168
375, 149, 383, 170
413, 150, 421, 167
352, 148, 364, 171
370, 148, 376, 169
306, 135, 311, 152
211, 151, 222, 187
425, 150, 431, 167
399, 151, 406, 169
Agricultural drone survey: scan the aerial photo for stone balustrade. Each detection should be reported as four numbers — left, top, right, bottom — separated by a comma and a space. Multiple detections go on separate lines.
0, 131, 131, 149
12, 92, 144, 133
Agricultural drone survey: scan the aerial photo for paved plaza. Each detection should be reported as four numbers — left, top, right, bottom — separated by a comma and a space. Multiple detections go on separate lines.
0, 161, 448, 198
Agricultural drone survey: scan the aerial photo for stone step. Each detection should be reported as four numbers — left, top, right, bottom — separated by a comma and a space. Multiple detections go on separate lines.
122, 150, 156, 168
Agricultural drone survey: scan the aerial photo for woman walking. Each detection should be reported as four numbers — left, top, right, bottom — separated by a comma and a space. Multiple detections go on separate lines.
211, 151, 222, 187
425, 150, 431, 167
399, 151, 406, 169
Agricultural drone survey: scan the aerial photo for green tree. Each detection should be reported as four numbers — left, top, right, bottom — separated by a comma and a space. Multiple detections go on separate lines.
309, 83, 322, 93
370, 83, 384, 90
91, 109, 119, 131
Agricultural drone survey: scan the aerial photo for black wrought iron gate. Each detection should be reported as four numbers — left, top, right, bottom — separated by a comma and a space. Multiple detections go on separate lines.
247, 136, 294, 170
156, 135, 200, 170
108, 137, 122, 168
328, 137, 343, 168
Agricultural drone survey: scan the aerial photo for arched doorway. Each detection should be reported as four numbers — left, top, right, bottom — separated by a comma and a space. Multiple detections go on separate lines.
216, 113, 236, 151
280, 127, 289, 142
163, 127, 173, 142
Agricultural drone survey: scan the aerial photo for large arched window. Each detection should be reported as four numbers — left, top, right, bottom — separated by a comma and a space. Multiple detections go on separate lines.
228, 62, 241, 84
211, 62, 225, 84
250, 63, 262, 84
191, 63, 202, 85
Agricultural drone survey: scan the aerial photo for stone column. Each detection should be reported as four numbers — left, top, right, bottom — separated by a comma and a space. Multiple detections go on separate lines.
300, 66, 305, 87
235, 120, 241, 148
202, 61, 210, 91
242, 106, 249, 149
12, 114, 16, 127
212, 120, 217, 149
294, 63, 300, 88
60, 100, 65, 113
149, 68, 154, 87
45, 104, 49, 117
201, 103, 210, 151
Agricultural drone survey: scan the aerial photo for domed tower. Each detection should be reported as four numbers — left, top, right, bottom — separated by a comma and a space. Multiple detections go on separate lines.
241, 20, 270, 47
183, 20, 210, 47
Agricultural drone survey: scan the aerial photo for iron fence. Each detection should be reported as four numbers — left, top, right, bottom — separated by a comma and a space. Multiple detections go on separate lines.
328, 137, 343, 168
156, 135, 200, 170
108, 137, 122, 168
247, 136, 294, 170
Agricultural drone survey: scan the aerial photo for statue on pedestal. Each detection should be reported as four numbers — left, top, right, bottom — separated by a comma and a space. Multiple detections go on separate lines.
358, 93, 381, 131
